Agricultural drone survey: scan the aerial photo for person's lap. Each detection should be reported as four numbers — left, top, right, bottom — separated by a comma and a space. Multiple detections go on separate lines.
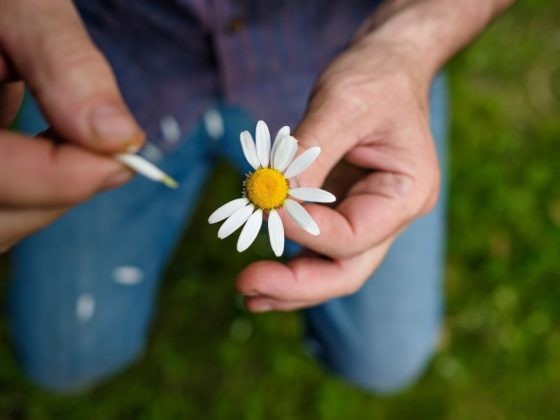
10, 75, 447, 393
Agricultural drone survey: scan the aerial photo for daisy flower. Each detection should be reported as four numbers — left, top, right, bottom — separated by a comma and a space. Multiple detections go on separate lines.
208, 120, 336, 257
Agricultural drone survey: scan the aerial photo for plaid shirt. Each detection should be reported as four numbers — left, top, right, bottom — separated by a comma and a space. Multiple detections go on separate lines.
77, 0, 380, 149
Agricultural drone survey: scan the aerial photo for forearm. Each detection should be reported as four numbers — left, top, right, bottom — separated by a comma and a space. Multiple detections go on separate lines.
359, 0, 515, 85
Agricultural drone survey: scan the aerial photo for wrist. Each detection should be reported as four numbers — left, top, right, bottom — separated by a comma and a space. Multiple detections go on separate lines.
357, 0, 515, 85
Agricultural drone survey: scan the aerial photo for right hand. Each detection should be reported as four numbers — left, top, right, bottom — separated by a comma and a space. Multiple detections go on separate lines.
0, 0, 145, 252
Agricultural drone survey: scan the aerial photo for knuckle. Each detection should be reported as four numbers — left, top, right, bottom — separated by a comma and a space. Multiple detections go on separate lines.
341, 280, 361, 297
51, 171, 99, 206
50, 40, 109, 77
419, 167, 441, 215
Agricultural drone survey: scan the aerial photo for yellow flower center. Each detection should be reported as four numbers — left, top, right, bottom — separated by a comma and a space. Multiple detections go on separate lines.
245, 168, 289, 210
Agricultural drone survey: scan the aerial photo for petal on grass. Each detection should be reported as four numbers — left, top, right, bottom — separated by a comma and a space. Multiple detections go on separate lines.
218, 204, 255, 239
270, 125, 290, 162
268, 209, 285, 257
272, 135, 298, 172
283, 146, 321, 179
208, 197, 249, 224
237, 209, 263, 252
256, 120, 271, 167
289, 188, 335, 203
285, 199, 320, 236
240, 131, 260, 169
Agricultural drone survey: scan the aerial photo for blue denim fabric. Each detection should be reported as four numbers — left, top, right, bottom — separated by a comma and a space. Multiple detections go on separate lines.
10, 75, 447, 393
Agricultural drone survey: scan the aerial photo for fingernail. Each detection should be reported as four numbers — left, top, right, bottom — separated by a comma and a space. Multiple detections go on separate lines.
102, 169, 134, 189
251, 302, 272, 313
91, 105, 143, 150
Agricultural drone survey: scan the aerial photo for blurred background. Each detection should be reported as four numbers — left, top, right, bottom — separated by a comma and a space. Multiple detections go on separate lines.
0, 0, 559, 418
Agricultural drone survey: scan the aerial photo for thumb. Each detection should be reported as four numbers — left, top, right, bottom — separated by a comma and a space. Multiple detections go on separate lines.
0, 0, 144, 153
292, 101, 359, 188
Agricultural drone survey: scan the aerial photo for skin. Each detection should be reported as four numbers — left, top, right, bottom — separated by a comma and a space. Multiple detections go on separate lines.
238, 0, 516, 312
0, 0, 514, 310
0, 0, 145, 251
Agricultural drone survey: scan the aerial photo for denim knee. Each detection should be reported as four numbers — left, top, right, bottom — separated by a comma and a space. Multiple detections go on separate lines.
307, 327, 441, 395
18, 333, 144, 394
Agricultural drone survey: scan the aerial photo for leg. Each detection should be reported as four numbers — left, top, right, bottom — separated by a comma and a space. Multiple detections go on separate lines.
304, 74, 449, 394
9, 118, 214, 392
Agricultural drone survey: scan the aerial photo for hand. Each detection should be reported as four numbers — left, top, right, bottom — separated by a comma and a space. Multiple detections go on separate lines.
236, 38, 440, 311
0, 0, 145, 252
236, 0, 514, 311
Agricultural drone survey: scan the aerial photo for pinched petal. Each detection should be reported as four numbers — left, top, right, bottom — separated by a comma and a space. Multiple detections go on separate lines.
218, 204, 255, 239
283, 146, 321, 179
284, 199, 320, 236
289, 188, 336, 203
208, 197, 249, 224
237, 209, 263, 252
272, 135, 298, 172
268, 209, 285, 257
256, 120, 271, 167
240, 131, 260, 169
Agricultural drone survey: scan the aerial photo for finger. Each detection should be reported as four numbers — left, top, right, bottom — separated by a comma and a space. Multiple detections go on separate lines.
282, 170, 420, 259
236, 238, 392, 303
0, 206, 67, 253
0, 131, 133, 207
286, 111, 437, 258
0, 0, 144, 152
0, 51, 19, 83
244, 296, 309, 313
0, 81, 24, 128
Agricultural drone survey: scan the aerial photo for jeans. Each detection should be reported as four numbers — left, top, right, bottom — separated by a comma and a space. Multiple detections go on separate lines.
10, 75, 448, 393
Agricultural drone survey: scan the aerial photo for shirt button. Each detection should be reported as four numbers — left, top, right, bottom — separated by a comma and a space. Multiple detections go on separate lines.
226, 17, 247, 33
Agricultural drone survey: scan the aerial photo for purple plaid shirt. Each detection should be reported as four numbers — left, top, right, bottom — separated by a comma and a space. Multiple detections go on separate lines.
77, 0, 380, 149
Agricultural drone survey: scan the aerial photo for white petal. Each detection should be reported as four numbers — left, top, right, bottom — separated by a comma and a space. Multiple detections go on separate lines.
289, 188, 336, 203
255, 120, 271, 167
240, 131, 260, 169
237, 209, 263, 252
208, 197, 249, 224
285, 199, 320, 236
283, 146, 321, 179
268, 209, 285, 257
218, 204, 255, 239
270, 125, 290, 162
272, 135, 298, 172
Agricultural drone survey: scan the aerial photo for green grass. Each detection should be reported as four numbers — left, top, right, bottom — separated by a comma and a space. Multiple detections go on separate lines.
1, 0, 559, 418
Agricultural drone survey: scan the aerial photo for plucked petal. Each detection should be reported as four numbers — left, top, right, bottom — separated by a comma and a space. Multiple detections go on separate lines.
208, 197, 249, 224
283, 146, 321, 179
268, 209, 285, 257
289, 188, 336, 203
237, 209, 263, 252
218, 204, 255, 239
272, 135, 298, 172
240, 131, 260, 169
255, 120, 271, 167
284, 199, 320, 236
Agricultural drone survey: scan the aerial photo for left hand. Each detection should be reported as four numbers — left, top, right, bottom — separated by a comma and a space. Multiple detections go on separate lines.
236, 37, 441, 311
